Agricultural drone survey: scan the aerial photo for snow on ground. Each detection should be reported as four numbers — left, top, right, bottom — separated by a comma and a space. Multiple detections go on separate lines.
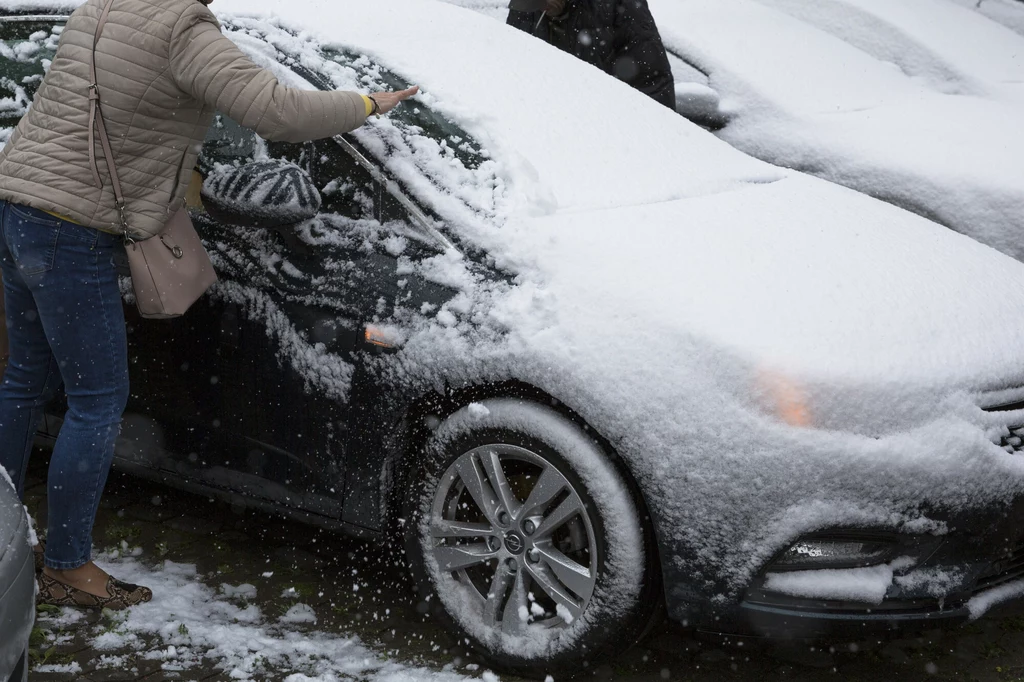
35, 556, 493, 682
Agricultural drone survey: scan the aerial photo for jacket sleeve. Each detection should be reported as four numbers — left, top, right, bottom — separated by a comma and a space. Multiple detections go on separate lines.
168, 3, 367, 143
612, 0, 676, 109
507, 9, 541, 35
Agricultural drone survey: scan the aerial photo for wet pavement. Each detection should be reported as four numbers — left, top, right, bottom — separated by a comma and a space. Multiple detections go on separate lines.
21, 451, 1024, 682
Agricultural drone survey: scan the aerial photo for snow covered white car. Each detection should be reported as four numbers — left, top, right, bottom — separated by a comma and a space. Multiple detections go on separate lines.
648, 0, 1024, 262
6, 0, 1024, 675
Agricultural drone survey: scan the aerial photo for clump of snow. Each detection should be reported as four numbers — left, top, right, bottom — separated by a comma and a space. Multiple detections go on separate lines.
894, 566, 967, 600
465, 402, 490, 419
34, 662, 83, 674
764, 558, 915, 604
967, 578, 1024, 620
222, 583, 258, 600
280, 603, 317, 624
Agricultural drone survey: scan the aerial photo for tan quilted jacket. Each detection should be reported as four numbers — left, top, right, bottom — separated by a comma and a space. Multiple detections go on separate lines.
0, 0, 367, 238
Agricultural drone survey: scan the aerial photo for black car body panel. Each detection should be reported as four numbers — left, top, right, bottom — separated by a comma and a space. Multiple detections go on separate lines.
4, 8, 1024, 648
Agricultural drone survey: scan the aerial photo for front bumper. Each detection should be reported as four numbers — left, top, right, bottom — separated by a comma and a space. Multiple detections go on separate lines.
738, 597, 971, 639
666, 497, 1024, 640
0, 520, 34, 682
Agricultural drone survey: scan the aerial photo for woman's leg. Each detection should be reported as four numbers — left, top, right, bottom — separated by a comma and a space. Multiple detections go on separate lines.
0, 203, 129, 591
0, 202, 64, 496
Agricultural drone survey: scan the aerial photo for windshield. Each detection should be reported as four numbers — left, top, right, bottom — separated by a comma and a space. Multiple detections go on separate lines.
223, 18, 507, 230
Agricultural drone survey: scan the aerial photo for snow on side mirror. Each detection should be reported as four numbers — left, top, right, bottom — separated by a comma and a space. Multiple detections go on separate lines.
675, 82, 728, 129
201, 159, 322, 229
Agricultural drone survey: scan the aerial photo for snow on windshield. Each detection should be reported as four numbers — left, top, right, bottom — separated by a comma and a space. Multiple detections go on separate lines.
222, 17, 511, 234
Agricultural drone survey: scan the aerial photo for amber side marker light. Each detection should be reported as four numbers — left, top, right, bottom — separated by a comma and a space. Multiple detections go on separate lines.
756, 369, 812, 427
365, 325, 396, 349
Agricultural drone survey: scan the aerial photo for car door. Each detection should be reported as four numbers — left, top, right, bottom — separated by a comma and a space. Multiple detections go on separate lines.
123, 106, 456, 519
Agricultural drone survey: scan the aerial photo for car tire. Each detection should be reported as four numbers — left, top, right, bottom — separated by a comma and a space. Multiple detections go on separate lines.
404, 398, 659, 678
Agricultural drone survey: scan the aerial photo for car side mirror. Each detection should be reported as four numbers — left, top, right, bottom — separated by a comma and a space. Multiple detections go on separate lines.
675, 82, 728, 129
201, 159, 321, 229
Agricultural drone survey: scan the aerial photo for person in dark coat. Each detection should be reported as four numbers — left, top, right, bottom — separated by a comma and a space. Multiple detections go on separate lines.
508, 0, 676, 109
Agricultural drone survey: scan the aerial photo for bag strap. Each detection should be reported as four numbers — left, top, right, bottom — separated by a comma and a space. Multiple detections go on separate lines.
88, 0, 133, 240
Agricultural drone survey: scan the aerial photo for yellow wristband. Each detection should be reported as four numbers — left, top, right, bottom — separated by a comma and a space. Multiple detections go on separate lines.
361, 95, 373, 117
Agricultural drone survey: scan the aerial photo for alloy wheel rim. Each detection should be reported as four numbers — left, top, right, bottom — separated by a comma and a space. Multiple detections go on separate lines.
428, 443, 599, 635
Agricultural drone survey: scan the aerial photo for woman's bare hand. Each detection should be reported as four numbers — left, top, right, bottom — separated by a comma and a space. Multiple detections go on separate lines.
369, 86, 420, 115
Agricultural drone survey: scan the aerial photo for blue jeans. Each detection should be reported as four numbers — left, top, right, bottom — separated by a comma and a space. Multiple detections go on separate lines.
0, 201, 128, 570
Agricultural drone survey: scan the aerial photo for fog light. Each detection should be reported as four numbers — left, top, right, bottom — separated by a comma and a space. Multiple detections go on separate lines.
771, 538, 898, 572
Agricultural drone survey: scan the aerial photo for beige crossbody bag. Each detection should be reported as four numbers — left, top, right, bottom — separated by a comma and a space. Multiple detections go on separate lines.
88, 0, 217, 319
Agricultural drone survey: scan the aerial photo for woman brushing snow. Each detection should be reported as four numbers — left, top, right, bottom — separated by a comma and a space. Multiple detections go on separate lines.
0, 0, 417, 609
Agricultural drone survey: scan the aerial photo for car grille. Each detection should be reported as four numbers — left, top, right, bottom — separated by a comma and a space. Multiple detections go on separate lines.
998, 427, 1024, 455
975, 543, 1024, 593
981, 396, 1024, 455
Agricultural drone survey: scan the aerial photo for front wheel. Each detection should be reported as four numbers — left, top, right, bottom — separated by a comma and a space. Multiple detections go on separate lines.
404, 398, 659, 677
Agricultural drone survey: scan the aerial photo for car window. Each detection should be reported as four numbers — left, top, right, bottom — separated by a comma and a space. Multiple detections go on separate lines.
667, 51, 711, 88
0, 19, 60, 137
199, 111, 433, 245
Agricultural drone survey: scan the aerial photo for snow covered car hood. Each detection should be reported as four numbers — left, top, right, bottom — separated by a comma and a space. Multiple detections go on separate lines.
532, 174, 1024, 389
647, 0, 1024, 262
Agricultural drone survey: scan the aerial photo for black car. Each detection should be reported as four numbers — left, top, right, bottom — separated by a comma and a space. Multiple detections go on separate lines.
3, 2, 1024, 677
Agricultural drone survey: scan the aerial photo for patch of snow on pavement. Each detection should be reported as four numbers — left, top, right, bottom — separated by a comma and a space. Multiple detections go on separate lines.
86, 558, 493, 682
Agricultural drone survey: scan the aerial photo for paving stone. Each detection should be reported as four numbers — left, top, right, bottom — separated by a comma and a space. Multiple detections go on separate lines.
954, 633, 989, 662
119, 503, 184, 524
880, 642, 913, 666
966, 659, 1006, 682
697, 648, 729, 664
163, 515, 221, 536
770, 644, 835, 669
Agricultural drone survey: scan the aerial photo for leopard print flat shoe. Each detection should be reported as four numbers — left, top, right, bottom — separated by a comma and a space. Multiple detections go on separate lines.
36, 571, 153, 610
